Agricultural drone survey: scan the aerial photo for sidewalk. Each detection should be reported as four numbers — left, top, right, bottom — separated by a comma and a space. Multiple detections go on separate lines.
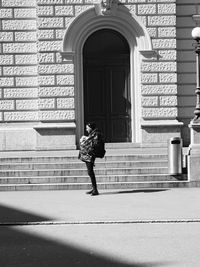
0, 188, 200, 224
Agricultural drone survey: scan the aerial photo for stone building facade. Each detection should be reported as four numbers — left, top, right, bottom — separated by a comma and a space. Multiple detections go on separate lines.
0, 0, 199, 151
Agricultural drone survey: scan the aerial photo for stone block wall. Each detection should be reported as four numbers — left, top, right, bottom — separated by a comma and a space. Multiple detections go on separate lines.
123, 0, 180, 143
0, 0, 178, 123
137, 1, 177, 122
0, 0, 77, 150
0, 0, 38, 123
0, 0, 76, 123
0, 0, 196, 149
37, 0, 75, 122
176, 0, 198, 146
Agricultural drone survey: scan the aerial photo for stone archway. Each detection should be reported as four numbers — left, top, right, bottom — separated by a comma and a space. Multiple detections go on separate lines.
61, 2, 154, 144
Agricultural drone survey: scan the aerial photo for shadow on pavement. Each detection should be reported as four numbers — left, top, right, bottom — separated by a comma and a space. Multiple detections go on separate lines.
0, 204, 50, 223
0, 204, 170, 267
100, 189, 169, 195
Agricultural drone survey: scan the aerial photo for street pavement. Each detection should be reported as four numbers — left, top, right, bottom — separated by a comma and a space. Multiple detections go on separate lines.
0, 188, 200, 266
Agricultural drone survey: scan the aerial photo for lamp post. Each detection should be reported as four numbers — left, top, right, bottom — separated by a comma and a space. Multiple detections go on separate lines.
187, 14, 200, 183
191, 26, 200, 122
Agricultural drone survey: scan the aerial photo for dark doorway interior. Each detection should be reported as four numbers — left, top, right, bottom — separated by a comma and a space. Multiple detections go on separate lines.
83, 29, 131, 142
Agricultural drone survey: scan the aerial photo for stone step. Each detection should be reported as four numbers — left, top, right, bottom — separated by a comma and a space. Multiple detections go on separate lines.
0, 147, 188, 191
0, 153, 168, 163
0, 167, 168, 177
0, 146, 168, 157
0, 160, 168, 170
0, 180, 189, 191
0, 174, 187, 184
105, 143, 167, 149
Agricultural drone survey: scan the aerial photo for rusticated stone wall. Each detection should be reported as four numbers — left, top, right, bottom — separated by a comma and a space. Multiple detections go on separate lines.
0, 0, 178, 124
176, 0, 198, 146
0, 0, 76, 123
0, 0, 39, 122
138, 1, 177, 121
37, 0, 75, 122
0, 0, 197, 149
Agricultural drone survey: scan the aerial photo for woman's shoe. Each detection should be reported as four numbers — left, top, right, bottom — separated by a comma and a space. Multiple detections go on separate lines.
91, 190, 99, 196
86, 189, 93, 194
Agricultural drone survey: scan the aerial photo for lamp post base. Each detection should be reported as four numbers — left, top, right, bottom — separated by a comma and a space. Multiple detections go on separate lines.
188, 121, 200, 181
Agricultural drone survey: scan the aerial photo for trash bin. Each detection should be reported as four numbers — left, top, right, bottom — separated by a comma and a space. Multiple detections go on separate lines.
168, 137, 183, 175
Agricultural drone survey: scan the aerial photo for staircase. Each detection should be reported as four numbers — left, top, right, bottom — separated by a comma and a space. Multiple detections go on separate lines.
0, 145, 188, 191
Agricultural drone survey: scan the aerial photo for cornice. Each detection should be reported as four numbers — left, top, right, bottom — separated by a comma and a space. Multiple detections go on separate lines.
193, 14, 200, 26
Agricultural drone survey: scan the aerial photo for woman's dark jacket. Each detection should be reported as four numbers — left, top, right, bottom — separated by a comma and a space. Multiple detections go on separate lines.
78, 128, 103, 163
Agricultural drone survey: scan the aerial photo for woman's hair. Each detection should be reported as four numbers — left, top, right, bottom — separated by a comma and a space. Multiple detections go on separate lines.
87, 122, 96, 130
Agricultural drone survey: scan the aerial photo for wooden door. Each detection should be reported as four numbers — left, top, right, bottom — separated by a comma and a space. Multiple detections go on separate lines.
84, 58, 131, 142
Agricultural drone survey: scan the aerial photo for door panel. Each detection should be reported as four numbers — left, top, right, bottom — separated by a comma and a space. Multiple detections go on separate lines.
111, 118, 129, 142
85, 67, 105, 115
84, 67, 106, 135
108, 66, 131, 142
110, 67, 127, 114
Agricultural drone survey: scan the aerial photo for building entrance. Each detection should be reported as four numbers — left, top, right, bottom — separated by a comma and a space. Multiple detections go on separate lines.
83, 29, 131, 142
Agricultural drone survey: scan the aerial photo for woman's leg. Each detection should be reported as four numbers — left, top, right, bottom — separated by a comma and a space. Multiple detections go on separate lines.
85, 161, 98, 195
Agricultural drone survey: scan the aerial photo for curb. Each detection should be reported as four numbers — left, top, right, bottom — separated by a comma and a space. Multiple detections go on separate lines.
1, 219, 200, 226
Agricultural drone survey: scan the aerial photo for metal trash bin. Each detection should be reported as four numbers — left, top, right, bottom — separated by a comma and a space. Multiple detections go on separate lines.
168, 137, 183, 175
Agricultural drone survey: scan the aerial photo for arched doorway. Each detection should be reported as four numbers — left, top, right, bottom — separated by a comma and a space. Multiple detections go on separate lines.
83, 29, 131, 142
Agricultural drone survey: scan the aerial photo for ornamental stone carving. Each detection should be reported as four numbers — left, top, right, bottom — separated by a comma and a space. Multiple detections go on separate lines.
95, 0, 118, 16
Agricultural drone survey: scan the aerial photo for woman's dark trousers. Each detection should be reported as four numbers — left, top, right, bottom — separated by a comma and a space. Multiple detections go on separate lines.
85, 161, 97, 191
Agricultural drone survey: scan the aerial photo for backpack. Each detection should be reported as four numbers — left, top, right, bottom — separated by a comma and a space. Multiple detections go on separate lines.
94, 140, 106, 158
